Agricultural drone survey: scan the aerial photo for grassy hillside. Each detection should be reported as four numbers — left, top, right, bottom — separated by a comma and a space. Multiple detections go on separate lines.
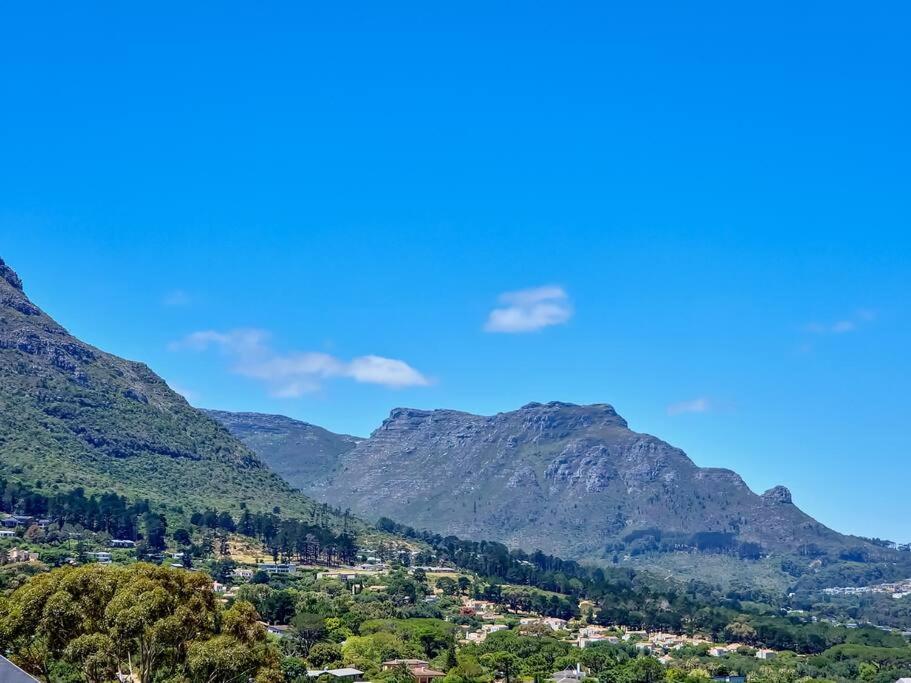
0, 257, 326, 521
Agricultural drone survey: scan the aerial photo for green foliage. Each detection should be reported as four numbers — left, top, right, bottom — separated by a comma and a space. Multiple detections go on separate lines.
0, 563, 281, 683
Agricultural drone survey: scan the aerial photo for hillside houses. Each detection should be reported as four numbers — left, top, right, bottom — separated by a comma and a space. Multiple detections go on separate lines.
381, 660, 445, 683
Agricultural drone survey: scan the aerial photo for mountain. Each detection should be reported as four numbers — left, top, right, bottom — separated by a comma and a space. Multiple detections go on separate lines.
203, 410, 361, 486
213, 401, 886, 569
0, 257, 320, 518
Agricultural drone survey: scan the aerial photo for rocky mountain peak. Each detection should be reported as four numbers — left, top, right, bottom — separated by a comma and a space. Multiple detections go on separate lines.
0, 257, 23, 292
762, 485, 793, 505
510, 400, 629, 431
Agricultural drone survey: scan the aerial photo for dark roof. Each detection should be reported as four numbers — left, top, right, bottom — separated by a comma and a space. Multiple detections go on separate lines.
0, 655, 40, 682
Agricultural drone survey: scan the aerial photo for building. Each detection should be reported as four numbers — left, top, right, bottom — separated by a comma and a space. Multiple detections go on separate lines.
233, 568, 255, 580
259, 563, 297, 575
6, 548, 38, 563
755, 649, 777, 661
551, 666, 584, 683
110, 539, 135, 548
712, 677, 746, 683
86, 551, 112, 564
306, 668, 363, 682
381, 660, 445, 683
0, 655, 40, 682
0, 530, 16, 538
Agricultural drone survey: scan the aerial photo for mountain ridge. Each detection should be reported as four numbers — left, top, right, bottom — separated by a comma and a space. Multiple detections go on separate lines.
211, 400, 884, 567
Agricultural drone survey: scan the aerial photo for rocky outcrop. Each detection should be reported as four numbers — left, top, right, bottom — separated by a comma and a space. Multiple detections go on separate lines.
221, 400, 875, 563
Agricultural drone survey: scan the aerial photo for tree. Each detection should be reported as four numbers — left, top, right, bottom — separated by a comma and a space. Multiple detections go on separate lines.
142, 512, 167, 550
0, 564, 280, 683
307, 642, 342, 668
289, 613, 327, 656
480, 652, 520, 683
64, 634, 117, 683
442, 654, 491, 683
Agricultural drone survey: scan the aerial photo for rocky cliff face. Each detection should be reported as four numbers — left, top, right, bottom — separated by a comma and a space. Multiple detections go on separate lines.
0, 257, 319, 517
224, 399, 873, 563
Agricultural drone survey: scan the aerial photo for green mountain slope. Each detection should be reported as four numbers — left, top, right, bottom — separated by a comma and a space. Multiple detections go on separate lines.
204, 410, 361, 487
0, 257, 318, 518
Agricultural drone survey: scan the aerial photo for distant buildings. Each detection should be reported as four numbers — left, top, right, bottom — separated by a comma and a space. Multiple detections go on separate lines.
305, 668, 363, 682
258, 563, 296, 575
5, 548, 38, 563
86, 551, 112, 564
381, 660, 445, 683
551, 666, 584, 683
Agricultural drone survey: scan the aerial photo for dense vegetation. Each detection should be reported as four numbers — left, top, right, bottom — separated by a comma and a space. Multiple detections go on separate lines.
0, 564, 282, 683
0, 261, 344, 526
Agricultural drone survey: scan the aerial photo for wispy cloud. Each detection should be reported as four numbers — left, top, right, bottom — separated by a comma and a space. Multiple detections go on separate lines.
169, 328, 429, 397
804, 309, 876, 335
667, 397, 712, 416
484, 285, 572, 333
166, 382, 199, 402
162, 289, 192, 307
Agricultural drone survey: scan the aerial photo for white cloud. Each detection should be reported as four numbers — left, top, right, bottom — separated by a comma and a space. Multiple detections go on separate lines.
804, 309, 876, 335
169, 328, 429, 396
484, 285, 572, 333
163, 289, 191, 307
667, 397, 712, 416
168, 382, 199, 402
346, 355, 430, 387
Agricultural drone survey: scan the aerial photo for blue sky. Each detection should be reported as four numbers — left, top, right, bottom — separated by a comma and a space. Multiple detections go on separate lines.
1, 2, 909, 542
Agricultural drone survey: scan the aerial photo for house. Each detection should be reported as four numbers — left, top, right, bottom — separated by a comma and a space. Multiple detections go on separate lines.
712, 677, 746, 683
233, 568, 254, 580
259, 563, 297, 575
551, 666, 584, 683
86, 551, 112, 563
7, 548, 38, 563
579, 634, 616, 648
543, 617, 568, 631
0, 530, 16, 538
0, 655, 40, 682
709, 647, 728, 657
264, 624, 291, 638
381, 660, 445, 683
110, 539, 135, 548
306, 668, 363, 682
1, 518, 20, 528
755, 649, 776, 661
